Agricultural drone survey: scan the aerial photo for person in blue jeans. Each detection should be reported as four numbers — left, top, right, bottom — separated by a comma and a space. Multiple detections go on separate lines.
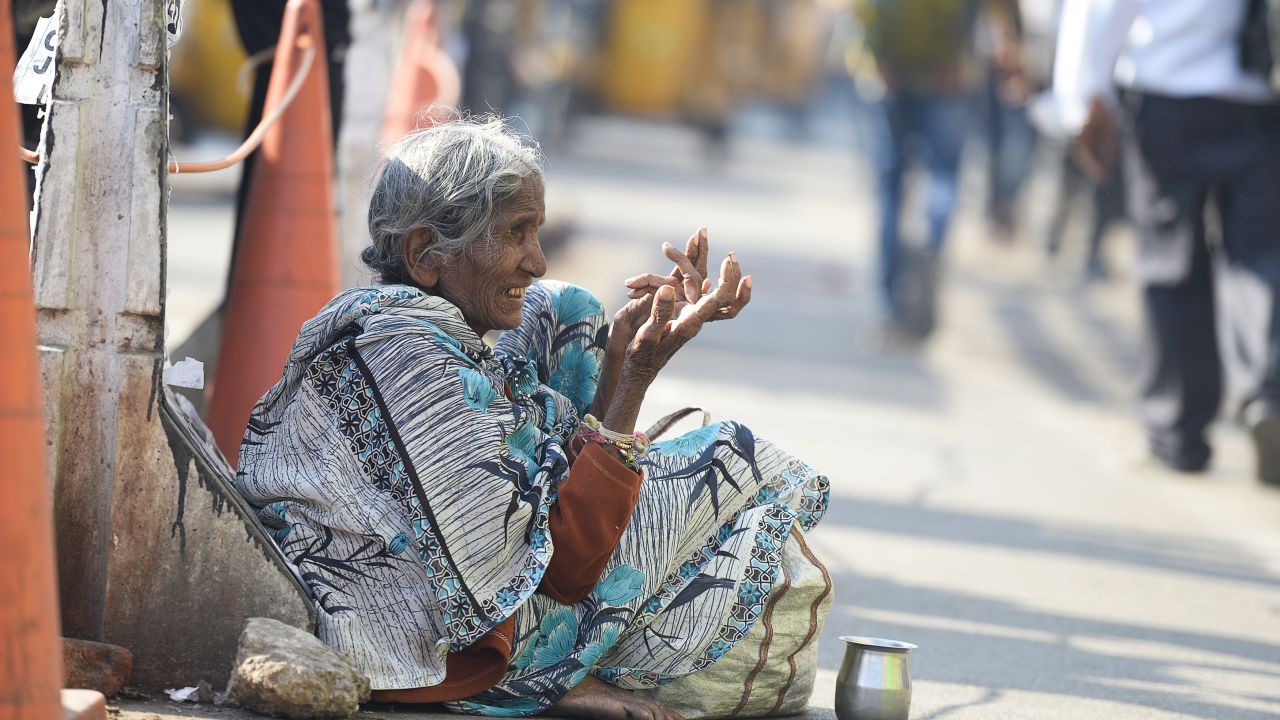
869, 92, 971, 338
856, 0, 1021, 339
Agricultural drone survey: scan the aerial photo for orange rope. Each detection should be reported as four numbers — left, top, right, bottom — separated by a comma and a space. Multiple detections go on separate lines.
17, 35, 316, 174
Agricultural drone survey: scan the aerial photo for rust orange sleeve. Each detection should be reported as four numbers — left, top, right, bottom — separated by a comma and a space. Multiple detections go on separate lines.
539, 441, 643, 604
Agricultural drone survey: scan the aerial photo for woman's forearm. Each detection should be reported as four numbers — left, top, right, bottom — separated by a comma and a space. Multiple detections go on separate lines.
600, 370, 649, 436
590, 332, 630, 420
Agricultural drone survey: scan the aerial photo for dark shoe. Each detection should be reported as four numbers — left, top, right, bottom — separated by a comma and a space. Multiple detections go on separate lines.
1149, 436, 1211, 474
875, 321, 927, 353
1083, 258, 1109, 283
893, 246, 940, 340
989, 203, 1016, 243
1250, 415, 1280, 487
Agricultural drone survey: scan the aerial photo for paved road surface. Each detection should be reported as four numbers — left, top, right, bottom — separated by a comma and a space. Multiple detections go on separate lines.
161, 114, 1280, 720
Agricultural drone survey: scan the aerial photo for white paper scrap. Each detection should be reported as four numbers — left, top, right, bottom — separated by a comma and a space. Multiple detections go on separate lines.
165, 687, 199, 702
13, 16, 56, 106
163, 357, 205, 389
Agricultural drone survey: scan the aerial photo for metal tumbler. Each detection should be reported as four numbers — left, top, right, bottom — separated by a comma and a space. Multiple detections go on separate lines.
834, 636, 917, 720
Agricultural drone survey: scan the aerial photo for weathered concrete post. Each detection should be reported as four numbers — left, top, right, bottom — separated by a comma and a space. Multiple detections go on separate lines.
31, 0, 313, 689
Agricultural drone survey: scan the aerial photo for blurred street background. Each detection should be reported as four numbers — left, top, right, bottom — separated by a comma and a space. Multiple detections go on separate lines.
152, 0, 1280, 718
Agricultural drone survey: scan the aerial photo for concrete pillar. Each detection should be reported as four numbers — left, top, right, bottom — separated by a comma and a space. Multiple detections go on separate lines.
31, 0, 313, 689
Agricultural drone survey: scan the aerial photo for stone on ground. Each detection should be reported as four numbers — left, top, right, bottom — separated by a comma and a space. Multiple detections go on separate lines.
62, 638, 133, 697
225, 617, 370, 719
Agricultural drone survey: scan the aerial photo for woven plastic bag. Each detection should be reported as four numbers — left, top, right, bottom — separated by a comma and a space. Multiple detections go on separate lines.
638, 528, 834, 718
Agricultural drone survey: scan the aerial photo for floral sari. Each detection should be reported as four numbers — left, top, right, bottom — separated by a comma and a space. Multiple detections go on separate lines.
232, 281, 829, 715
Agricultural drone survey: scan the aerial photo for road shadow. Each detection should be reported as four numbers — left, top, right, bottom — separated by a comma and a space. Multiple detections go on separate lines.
993, 298, 1111, 404
1067, 285, 1140, 377
817, 568, 1280, 720
825, 494, 1280, 591
947, 269, 1140, 408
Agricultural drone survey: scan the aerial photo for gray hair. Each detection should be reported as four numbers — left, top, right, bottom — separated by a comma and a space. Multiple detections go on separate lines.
362, 116, 544, 285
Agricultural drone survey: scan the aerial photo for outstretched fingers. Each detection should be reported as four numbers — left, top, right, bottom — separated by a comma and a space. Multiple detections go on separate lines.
629, 229, 711, 304
720, 274, 752, 319
670, 260, 731, 337
663, 242, 704, 303
715, 253, 742, 302
706, 252, 751, 321
624, 273, 679, 299
684, 227, 709, 281
637, 285, 677, 343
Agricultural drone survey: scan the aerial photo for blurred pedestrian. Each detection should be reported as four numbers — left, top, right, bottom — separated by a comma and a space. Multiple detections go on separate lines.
458, 0, 519, 115
853, 0, 1020, 341
1042, 137, 1125, 282
1023, 0, 1125, 281
1053, 0, 1280, 483
979, 1, 1035, 241
229, 0, 350, 266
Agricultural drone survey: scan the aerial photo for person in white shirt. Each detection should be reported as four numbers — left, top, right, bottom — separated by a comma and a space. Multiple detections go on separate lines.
1053, 0, 1280, 483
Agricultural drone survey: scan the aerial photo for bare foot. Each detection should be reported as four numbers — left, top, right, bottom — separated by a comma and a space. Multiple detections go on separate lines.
549, 675, 684, 720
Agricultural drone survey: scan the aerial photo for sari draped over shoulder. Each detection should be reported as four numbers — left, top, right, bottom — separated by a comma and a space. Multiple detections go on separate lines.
233, 281, 830, 714
234, 282, 596, 689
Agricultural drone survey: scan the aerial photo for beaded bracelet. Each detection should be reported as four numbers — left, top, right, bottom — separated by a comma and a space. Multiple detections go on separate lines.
576, 414, 651, 470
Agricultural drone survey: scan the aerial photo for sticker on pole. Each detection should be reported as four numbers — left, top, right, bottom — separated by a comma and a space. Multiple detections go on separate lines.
13, 15, 56, 106
166, 0, 183, 49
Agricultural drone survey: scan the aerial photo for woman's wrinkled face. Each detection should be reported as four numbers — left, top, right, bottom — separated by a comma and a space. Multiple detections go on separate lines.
434, 176, 547, 337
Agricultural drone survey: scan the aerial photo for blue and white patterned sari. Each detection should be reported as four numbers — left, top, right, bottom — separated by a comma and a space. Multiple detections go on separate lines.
232, 281, 829, 715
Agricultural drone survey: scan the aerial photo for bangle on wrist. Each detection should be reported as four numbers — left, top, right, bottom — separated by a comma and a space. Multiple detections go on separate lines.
575, 414, 650, 470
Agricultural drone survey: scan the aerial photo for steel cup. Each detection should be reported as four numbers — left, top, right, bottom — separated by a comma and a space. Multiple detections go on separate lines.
834, 636, 917, 720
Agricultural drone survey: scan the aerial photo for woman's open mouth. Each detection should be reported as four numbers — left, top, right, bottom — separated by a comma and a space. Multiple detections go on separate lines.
503, 287, 527, 299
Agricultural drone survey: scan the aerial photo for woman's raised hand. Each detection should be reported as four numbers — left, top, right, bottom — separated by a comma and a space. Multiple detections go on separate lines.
667, 227, 711, 304
624, 228, 752, 321
599, 232, 751, 435
623, 252, 743, 383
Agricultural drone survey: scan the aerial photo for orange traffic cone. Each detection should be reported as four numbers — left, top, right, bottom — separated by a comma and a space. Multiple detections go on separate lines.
0, 0, 67, 717
381, 0, 461, 142
207, 0, 340, 466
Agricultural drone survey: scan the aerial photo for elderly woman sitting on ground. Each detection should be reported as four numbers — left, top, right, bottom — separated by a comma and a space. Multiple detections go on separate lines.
232, 118, 829, 720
